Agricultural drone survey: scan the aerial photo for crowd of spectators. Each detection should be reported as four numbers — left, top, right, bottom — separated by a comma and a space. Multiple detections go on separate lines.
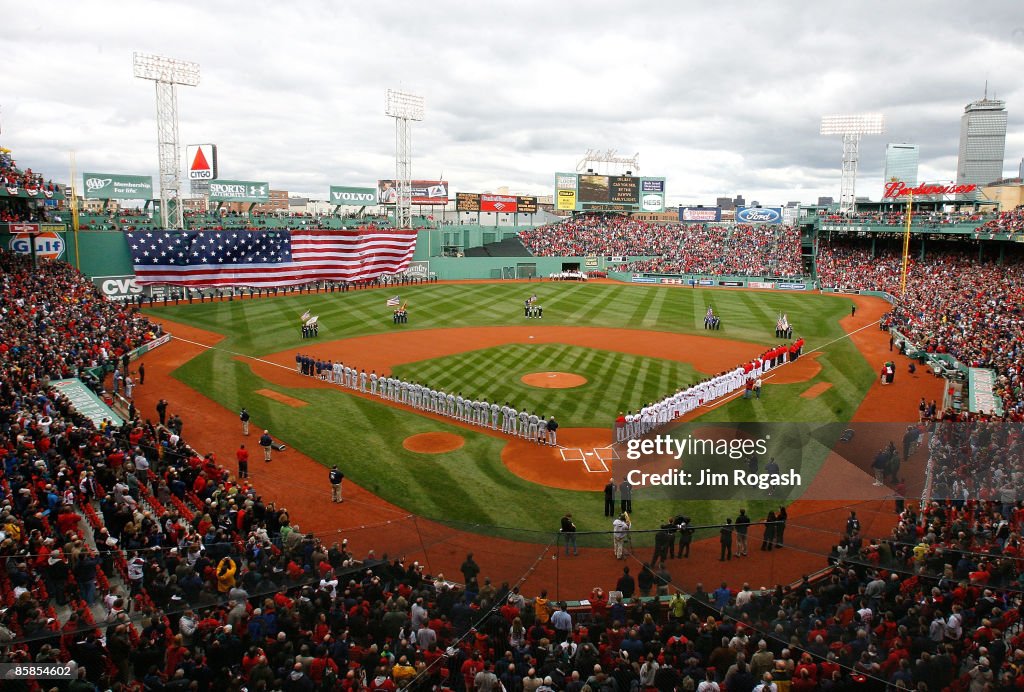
975, 207, 1024, 237
817, 210, 988, 226
519, 217, 803, 278
5, 245, 1024, 691
816, 241, 1024, 419
0, 147, 59, 194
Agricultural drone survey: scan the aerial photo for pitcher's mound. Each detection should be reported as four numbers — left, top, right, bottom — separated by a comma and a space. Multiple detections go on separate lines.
521, 372, 587, 389
403, 432, 465, 454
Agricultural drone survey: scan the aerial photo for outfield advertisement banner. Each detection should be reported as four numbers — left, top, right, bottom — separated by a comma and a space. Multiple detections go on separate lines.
49, 378, 124, 428
749, 281, 775, 289
736, 206, 783, 223
680, 206, 722, 222
456, 193, 481, 212
329, 186, 377, 205
776, 283, 807, 290
968, 368, 1004, 415
630, 276, 658, 284
480, 194, 518, 213
83, 173, 154, 200
377, 180, 449, 205
208, 180, 270, 202
719, 281, 744, 287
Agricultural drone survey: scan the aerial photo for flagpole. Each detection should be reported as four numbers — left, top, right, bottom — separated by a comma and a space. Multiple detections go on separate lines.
69, 151, 81, 270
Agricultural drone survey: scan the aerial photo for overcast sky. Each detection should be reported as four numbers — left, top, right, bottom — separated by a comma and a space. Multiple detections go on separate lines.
4, 0, 1024, 207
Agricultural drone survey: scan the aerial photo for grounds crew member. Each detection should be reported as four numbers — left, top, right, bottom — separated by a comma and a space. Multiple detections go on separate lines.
240, 407, 250, 436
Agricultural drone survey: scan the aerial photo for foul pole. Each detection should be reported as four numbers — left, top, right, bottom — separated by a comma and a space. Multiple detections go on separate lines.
900, 192, 913, 296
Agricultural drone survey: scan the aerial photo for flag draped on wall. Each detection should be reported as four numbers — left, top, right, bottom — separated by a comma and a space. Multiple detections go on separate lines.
125, 228, 417, 288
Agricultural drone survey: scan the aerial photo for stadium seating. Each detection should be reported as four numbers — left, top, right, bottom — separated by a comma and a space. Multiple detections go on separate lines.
4, 231, 1024, 690
817, 240, 1024, 418
519, 216, 804, 278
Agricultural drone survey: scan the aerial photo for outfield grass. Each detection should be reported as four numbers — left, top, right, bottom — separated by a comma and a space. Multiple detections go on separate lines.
153, 282, 876, 543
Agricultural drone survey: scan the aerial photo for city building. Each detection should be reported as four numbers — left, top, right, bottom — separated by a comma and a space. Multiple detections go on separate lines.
716, 196, 733, 210
956, 96, 1008, 197
817, 196, 834, 207
982, 178, 1024, 212
882, 143, 920, 198
253, 189, 289, 214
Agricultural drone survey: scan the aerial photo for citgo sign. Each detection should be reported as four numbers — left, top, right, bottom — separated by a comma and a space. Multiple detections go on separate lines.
9, 231, 65, 260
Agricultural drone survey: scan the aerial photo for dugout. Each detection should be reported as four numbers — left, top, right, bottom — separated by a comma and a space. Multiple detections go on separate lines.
561, 262, 581, 272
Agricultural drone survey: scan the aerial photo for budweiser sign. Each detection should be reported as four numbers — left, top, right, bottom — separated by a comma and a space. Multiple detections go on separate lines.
884, 181, 977, 198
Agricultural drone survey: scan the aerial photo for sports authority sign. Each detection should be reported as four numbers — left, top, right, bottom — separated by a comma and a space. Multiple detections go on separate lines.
208, 180, 270, 203
329, 186, 377, 205
186, 144, 218, 181
83, 173, 154, 200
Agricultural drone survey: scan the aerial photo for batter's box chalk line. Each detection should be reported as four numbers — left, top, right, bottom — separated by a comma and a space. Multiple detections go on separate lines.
594, 446, 620, 461
560, 448, 585, 462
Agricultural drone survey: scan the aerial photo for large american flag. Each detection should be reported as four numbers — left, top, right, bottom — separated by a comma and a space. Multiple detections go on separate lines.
125, 228, 417, 288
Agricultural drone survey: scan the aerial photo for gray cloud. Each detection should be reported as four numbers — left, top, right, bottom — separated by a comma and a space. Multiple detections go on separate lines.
2, 0, 1023, 207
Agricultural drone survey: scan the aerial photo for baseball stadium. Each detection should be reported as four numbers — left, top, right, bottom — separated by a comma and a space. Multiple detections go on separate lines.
3, 38, 1024, 692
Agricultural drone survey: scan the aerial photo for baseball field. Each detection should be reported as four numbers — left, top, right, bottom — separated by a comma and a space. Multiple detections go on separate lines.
137, 280, 924, 554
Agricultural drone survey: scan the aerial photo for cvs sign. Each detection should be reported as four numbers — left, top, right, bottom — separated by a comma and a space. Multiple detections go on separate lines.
9, 231, 65, 260
93, 275, 144, 301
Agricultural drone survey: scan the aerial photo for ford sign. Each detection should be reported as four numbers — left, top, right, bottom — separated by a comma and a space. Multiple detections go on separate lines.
736, 207, 783, 223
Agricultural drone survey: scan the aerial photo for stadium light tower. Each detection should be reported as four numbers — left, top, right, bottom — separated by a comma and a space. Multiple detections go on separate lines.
385, 89, 425, 229
820, 114, 885, 213
133, 52, 200, 230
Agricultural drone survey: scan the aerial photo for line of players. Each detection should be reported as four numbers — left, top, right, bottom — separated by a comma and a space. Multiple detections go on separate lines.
615, 339, 804, 441
294, 353, 559, 445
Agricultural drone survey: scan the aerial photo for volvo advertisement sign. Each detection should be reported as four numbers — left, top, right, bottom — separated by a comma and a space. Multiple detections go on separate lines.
735, 206, 783, 223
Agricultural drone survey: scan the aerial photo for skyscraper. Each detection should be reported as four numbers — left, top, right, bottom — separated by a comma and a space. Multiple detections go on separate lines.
956, 96, 1008, 194
882, 144, 919, 199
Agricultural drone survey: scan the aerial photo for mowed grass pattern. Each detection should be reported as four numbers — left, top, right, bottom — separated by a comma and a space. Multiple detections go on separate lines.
391, 344, 700, 428
153, 282, 876, 540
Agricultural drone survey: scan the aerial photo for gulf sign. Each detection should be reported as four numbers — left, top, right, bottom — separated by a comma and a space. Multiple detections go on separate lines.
480, 194, 517, 213
9, 230, 65, 260
735, 206, 783, 223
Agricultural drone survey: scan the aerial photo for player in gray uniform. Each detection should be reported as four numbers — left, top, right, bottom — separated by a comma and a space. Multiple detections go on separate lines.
324, 360, 334, 383
400, 380, 410, 404
445, 392, 454, 417
500, 403, 511, 433
518, 409, 530, 438
456, 393, 465, 420
490, 401, 500, 430
360, 370, 368, 392
370, 371, 378, 395
527, 412, 540, 441
537, 416, 548, 444
506, 404, 518, 435
480, 400, 490, 427
431, 389, 440, 413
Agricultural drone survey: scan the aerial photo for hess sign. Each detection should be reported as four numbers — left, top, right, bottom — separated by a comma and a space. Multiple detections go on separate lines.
187, 144, 218, 180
